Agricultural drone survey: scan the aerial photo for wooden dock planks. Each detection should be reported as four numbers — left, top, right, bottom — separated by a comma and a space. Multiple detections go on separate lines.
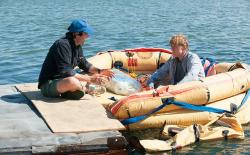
15, 83, 125, 133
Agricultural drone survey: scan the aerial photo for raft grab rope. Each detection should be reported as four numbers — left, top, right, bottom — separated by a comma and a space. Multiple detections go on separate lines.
121, 89, 250, 125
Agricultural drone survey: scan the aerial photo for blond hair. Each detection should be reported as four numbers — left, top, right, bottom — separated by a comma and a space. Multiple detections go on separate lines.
169, 34, 189, 50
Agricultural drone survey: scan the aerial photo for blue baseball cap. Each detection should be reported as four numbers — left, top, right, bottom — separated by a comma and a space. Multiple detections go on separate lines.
68, 19, 93, 36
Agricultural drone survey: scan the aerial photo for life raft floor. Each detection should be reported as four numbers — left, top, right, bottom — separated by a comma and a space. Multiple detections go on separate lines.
0, 83, 127, 154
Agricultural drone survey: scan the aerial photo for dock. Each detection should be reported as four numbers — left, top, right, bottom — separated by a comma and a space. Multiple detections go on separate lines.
0, 84, 128, 154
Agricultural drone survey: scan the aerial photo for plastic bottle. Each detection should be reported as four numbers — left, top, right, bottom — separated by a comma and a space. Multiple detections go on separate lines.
88, 84, 106, 96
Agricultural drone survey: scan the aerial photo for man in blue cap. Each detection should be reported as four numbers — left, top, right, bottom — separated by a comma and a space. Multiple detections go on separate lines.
38, 19, 113, 100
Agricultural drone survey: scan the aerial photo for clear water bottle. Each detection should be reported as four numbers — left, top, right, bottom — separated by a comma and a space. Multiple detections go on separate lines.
88, 84, 106, 96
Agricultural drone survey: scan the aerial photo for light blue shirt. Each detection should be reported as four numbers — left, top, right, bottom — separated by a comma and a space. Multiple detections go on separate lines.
147, 51, 205, 87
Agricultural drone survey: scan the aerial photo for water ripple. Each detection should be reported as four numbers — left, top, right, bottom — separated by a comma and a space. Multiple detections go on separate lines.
0, 0, 250, 84
1, 0, 250, 154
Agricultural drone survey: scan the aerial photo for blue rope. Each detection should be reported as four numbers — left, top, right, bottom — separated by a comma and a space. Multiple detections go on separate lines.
121, 98, 172, 125
121, 89, 250, 125
169, 99, 230, 114
237, 89, 250, 111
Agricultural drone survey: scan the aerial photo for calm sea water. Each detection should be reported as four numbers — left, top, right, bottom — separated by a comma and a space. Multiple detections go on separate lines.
1, 0, 250, 154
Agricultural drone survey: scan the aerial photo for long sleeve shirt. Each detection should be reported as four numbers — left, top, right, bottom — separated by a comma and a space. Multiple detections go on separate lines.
147, 51, 205, 87
38, 33, 92, 88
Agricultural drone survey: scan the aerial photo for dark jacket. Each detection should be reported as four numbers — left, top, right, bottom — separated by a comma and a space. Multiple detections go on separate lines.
38, 33, 92, 88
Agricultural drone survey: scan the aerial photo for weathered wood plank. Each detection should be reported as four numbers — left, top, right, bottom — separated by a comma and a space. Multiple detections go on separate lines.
15, 83, 125, 133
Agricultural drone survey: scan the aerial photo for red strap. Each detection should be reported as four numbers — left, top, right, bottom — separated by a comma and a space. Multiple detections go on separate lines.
124, 48, 172, 54
128, 58, 138, 66
111, 71, 244, 115
111, 85, 200, 114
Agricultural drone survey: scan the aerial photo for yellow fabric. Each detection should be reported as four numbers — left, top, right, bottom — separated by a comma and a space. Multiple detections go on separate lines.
140, 115, 244, 153
113, 68, 250, 120
128, 92, 250, 130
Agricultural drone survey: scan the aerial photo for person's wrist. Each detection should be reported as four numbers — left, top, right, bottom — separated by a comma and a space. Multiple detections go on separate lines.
89, 76, 95, 83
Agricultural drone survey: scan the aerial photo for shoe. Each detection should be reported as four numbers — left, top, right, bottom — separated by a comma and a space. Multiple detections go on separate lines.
61, 90, 85, 100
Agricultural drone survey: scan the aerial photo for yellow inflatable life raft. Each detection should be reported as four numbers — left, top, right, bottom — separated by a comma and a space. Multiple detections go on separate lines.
87, 48, 250, 130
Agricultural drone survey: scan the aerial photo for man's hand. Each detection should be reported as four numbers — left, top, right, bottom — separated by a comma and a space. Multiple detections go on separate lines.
90, 74, 109, 85
100, 69, 114, 79
137, 74, 151, 88
156, 85, 173, 94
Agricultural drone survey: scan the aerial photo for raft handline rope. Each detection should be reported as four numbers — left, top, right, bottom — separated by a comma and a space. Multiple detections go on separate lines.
121, 89, 250, 125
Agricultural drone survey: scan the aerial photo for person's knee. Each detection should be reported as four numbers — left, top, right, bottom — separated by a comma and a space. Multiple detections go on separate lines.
57, 77, 82, 93
65, 77, 78, 85
65, 77, 82, 89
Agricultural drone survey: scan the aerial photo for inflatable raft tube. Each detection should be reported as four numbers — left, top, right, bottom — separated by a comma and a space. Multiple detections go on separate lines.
126, 92, 250, 130
110, 68, 250, 119
87, 48, 250, 123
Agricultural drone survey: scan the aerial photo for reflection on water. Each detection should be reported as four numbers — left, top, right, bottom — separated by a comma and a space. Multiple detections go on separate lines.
1, 0, 250, 154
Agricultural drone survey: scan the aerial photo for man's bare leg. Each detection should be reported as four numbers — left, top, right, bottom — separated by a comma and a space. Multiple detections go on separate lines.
56, 77, 86, 94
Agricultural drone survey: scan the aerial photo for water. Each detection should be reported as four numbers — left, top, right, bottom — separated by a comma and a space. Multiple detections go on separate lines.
1, 0, 250, 154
